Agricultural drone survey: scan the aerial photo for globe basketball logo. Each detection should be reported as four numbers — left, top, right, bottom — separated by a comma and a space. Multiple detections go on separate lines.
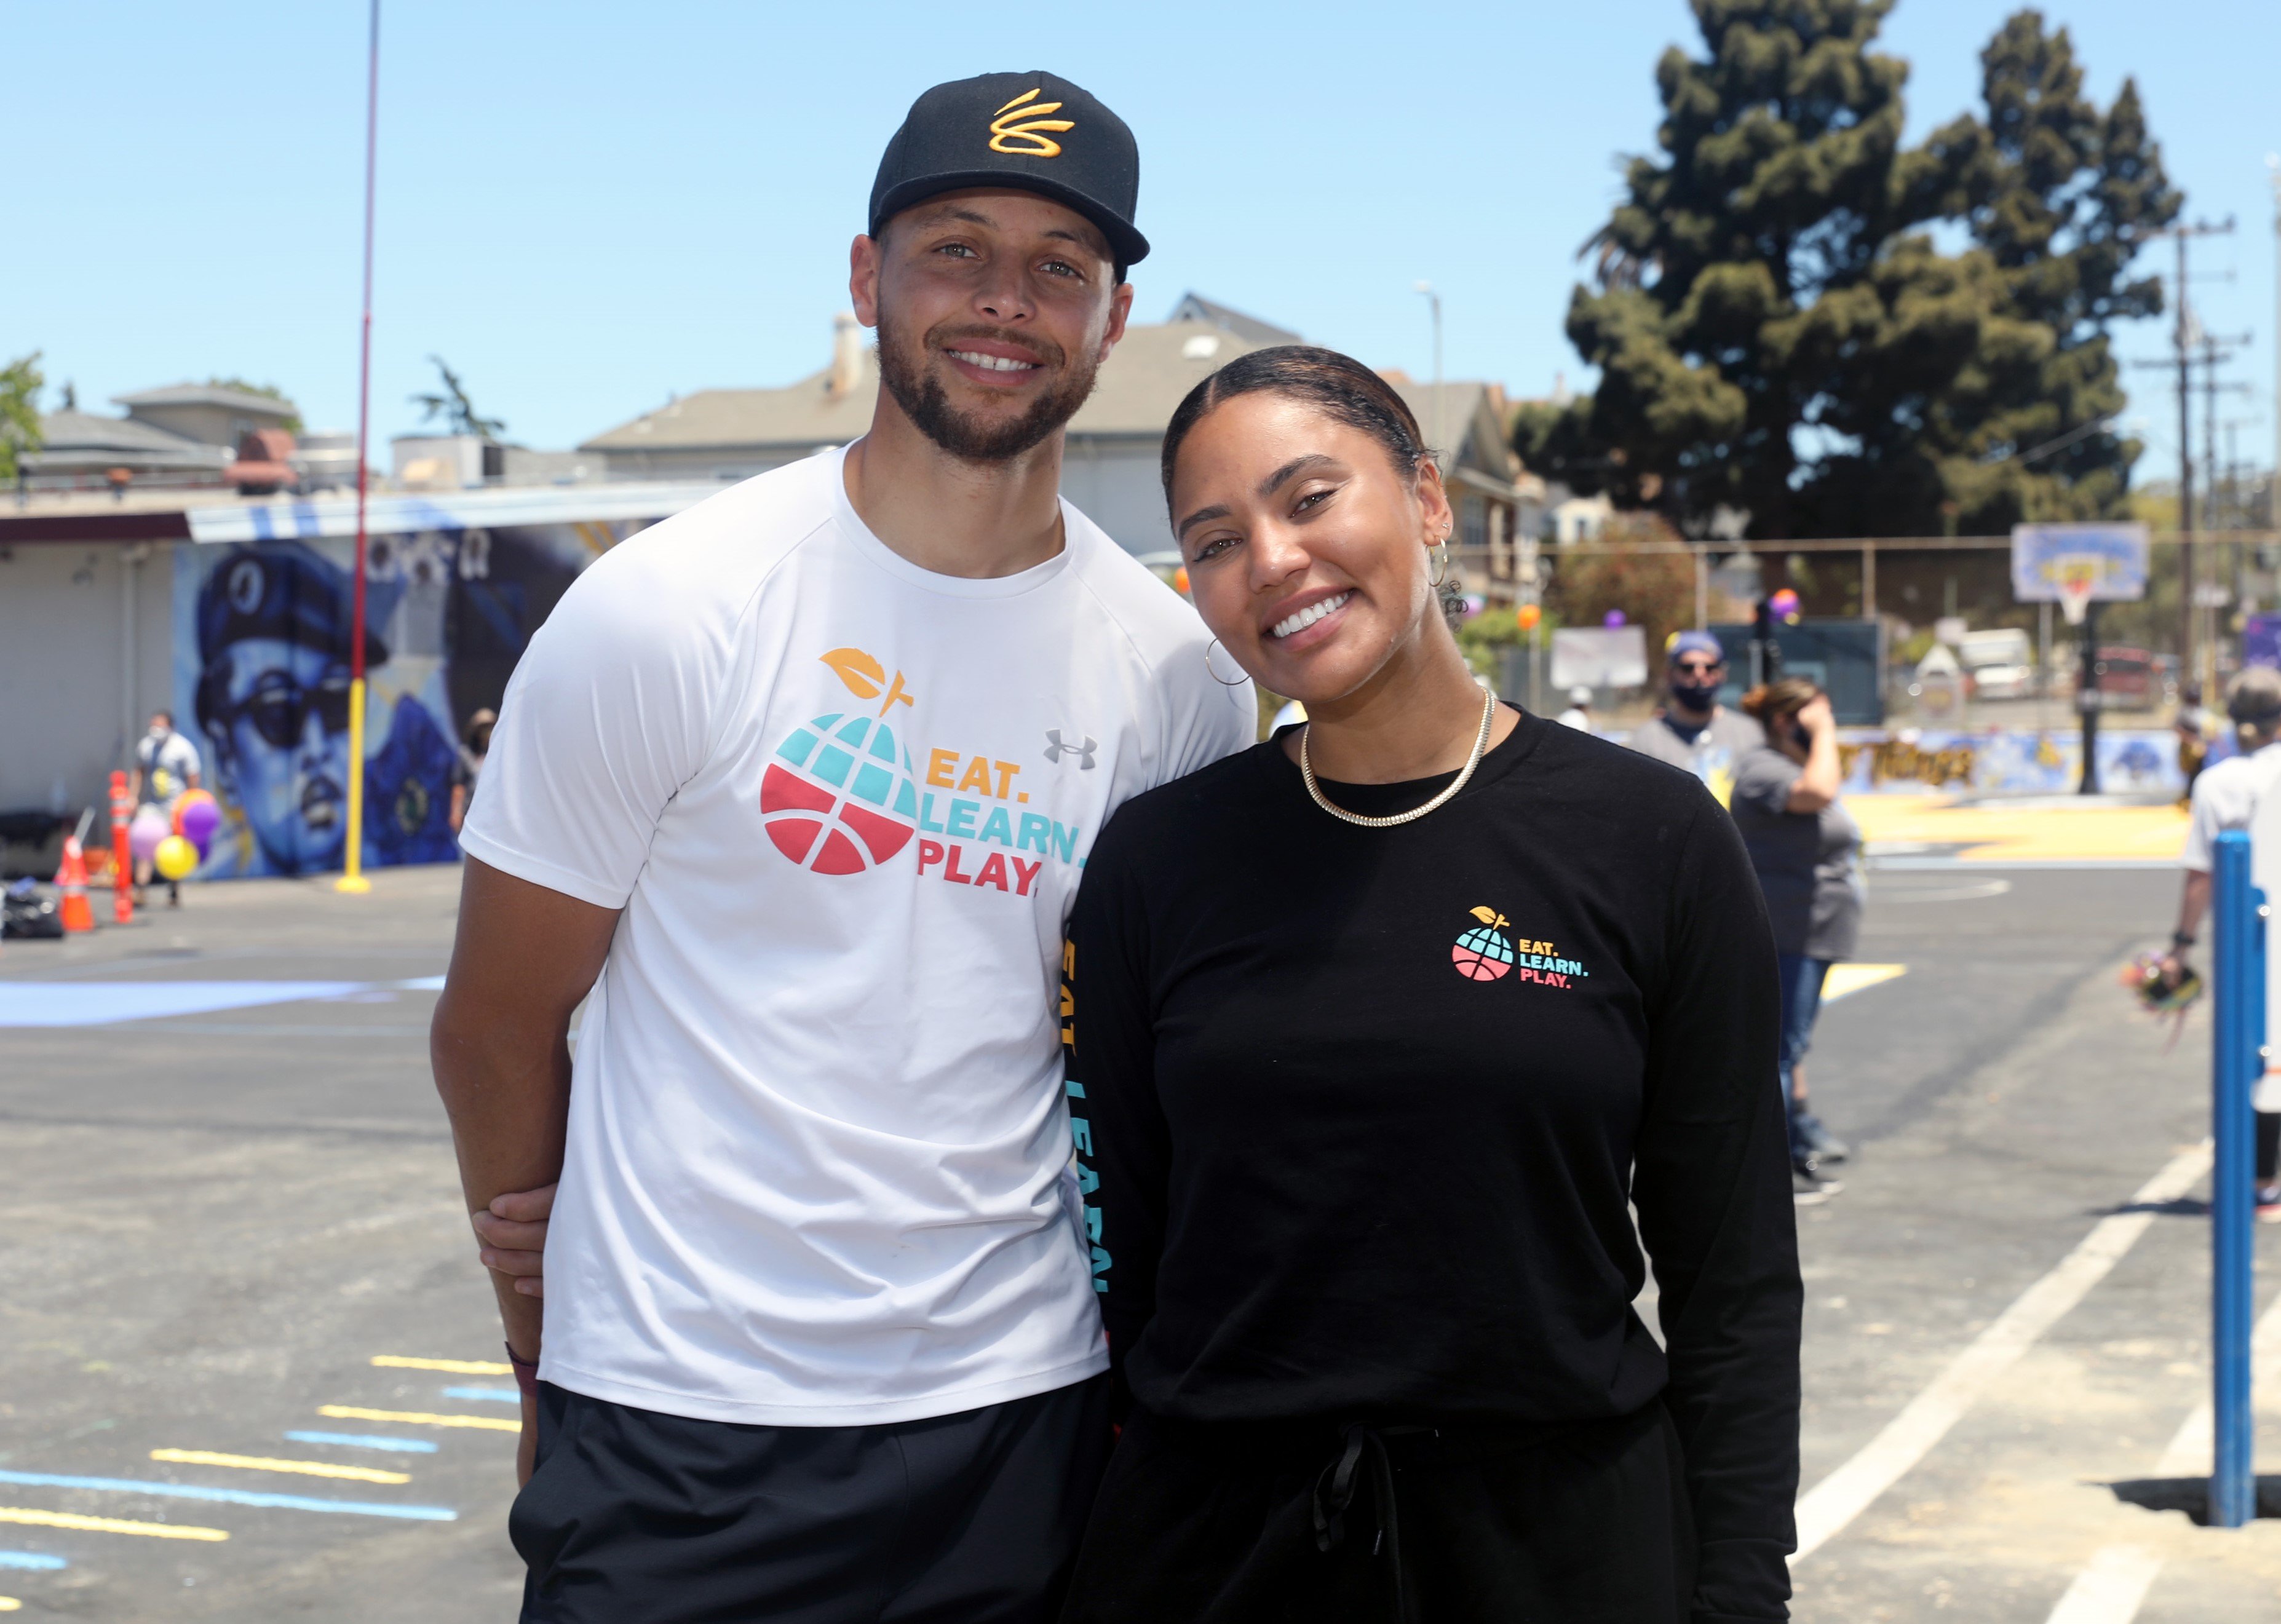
759, 649, 921, 876
1451, 906, 1515, 982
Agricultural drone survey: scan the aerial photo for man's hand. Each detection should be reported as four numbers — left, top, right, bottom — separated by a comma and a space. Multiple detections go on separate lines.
474, 1182, 556, 1299
1797, 694, 1836, 736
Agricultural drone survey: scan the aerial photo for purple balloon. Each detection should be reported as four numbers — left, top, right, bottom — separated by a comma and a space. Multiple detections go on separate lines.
129, 805, 170, 865
1603, 609, 1628, 628
180, 797, 223, 855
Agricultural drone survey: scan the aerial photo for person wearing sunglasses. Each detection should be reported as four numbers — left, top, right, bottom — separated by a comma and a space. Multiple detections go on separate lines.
192, 542, 385, 877
1625, 630, 1764, 806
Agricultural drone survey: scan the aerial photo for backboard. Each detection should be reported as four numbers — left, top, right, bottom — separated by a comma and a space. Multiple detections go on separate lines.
2012, 522, 2150, 605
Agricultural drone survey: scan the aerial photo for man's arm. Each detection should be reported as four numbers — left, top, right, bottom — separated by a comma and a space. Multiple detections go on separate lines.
430, 855, 619, 1480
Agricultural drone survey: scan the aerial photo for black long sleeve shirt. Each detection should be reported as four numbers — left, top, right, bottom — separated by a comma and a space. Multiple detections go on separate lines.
1061, 710, 1801, 1622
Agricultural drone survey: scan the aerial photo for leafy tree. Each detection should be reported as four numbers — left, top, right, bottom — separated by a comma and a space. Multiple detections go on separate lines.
1509, 396, 1613, 497
1544, 518, 1699, 659
411, 355, 506, 441
0, 352, 43, 483
1935, 12, 2180, 529
205, 376, 303, 432
1551, 0, 2173, 539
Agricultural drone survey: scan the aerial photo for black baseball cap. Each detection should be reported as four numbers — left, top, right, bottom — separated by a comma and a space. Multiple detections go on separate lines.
870, 72, 1149, 272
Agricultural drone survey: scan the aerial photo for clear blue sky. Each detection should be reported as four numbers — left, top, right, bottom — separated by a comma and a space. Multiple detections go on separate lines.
13, 0, 2278, 483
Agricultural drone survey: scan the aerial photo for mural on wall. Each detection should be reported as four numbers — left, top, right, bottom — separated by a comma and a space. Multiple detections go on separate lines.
172, 522, 625, 878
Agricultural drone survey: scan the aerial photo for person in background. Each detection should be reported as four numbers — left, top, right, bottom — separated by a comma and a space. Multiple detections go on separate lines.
1625, 630, 1764, 805
449, 707, 496, 835
1556, 683, 1593, 731
1729, 678, 1859, 1201
2160, 667, 2281, 1221
131, 709, 203, 907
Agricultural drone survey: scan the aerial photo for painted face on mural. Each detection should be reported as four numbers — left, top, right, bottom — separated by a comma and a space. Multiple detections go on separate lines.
209, 640, 355, 871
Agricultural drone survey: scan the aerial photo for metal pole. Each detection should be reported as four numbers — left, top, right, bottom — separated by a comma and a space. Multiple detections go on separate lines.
1694, 545, 1709, 631
336, 0, 380, 897
1414, 282, 1444, 465
2210, 830, 2259, 1527
2180, 232, 2196, 690
1861, 542, 1876, 622
2077, 601, 2101, 794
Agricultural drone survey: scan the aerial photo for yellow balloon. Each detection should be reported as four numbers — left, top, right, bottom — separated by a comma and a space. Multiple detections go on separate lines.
153, 834, 199, 881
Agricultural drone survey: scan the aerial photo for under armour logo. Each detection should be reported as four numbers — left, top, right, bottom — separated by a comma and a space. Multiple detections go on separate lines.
1044, 731, 1097, 769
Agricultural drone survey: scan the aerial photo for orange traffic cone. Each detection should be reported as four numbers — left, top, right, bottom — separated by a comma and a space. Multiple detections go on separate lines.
57, 836, 95, 933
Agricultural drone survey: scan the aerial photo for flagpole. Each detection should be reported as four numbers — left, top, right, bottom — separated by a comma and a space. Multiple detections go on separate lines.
336, 0, 380, 895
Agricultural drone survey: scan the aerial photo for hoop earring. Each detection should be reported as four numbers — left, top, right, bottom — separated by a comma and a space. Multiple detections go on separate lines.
1427, 539, 1451, 590
1203, 639, 1249, 687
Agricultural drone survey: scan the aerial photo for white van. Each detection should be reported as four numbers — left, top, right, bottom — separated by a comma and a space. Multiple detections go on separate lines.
1957, 627, 2036, 700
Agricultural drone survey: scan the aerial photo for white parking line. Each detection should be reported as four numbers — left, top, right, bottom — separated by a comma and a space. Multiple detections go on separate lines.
2039, 1287, 2281, 1624
2042, 1546, 2165, 1624
1794, 1141, 2213, 1562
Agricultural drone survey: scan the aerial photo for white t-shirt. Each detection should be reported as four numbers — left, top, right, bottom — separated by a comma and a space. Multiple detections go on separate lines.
462, 447, 1254, 1427
2181, 740, 2281, 873
137, 729, 202, 801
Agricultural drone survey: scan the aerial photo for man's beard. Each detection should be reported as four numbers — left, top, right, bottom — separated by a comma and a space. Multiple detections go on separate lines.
875, 314, 1101, 463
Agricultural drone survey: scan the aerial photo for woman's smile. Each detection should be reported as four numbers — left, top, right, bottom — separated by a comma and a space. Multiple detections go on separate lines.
1265, 588, 1354, 646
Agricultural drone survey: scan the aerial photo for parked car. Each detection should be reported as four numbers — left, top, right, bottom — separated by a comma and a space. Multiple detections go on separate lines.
2093, 645, 2156, 710
1958, 627, 2036, 701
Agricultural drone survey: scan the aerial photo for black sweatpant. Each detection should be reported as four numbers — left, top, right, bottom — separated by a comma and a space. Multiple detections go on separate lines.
514, 1375, 1111, 1624
1060, 1401, 1700, 1624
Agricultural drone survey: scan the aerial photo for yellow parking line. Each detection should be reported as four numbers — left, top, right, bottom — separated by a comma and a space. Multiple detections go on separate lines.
371, 1355, 512, 1375
1823, 963, 1908, 1003
0, 1595, 20, 1610
0, 1506, 228, 1541
150, 1449, 410, 1485
319, 1405, 520, 1433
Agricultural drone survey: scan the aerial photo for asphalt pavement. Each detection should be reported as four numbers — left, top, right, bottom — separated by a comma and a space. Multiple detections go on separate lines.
0, 858, 2276, 1620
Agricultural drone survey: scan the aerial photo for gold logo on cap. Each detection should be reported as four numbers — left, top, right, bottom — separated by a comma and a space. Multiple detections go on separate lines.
988, 89, 1074, 158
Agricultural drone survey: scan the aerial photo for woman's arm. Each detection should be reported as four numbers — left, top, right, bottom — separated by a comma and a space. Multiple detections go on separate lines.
1633, 797, 1802, 1623
1062, 825, 1170, 1419
1785, 695, 1841, 812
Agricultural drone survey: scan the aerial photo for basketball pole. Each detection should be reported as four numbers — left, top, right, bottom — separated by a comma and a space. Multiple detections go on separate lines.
336, 0, 380, 897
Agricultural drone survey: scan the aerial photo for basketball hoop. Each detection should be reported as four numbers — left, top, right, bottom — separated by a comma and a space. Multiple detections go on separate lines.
2054, 555, 2098, 626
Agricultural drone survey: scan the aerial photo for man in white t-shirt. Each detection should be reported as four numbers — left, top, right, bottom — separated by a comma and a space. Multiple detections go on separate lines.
2161, 667, 2281, 1222
431, 73, 1252, 1623
131, 710, 203, 906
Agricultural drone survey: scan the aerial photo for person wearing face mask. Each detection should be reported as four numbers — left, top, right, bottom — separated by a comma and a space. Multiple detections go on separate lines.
1729, 679, 1859, 1200
131, 709, 204, 906
1625, 631, 1764, 806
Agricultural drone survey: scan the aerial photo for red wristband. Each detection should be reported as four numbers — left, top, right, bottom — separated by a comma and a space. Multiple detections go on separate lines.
506, 1342, 539, 1399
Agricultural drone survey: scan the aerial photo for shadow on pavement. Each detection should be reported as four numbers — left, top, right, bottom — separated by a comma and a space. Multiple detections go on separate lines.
2107, 1476, 2281, 1524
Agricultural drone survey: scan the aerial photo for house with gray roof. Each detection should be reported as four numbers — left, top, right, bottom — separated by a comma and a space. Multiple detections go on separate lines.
579, 295, 1533, 595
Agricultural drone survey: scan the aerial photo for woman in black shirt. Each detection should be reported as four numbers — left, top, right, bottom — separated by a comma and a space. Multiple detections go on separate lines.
1058, 347, 1799, 1623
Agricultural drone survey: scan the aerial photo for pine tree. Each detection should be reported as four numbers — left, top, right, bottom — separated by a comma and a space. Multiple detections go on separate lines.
1564, 0, 1997, 537
1547, 1, 2175, 539
1938, 12, 2181, 528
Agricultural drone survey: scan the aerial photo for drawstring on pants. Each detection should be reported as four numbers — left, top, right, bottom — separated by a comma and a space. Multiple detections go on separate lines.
1310, 1424, 1416, 1624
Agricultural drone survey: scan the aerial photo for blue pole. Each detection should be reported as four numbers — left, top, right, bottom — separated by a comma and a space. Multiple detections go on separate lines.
2210, 830, 2257, 1528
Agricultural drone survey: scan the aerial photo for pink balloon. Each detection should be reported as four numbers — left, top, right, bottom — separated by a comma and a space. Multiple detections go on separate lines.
129, 805, 170, 864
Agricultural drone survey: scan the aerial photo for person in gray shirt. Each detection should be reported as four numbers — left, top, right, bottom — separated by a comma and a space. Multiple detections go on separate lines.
1625, 630, 1764, 804
1728, 676, 1860, 1200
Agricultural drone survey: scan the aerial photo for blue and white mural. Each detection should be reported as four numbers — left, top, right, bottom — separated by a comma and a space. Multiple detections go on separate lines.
172, 522, 617, 878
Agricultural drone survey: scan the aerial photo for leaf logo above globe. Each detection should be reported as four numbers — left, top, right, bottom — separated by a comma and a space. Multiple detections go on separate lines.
760, 648, 921, 876
1451, 906, 1515, 982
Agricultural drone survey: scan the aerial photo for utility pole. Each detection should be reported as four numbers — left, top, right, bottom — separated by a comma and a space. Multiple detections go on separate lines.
2141, 218, 2236, 698
2196, 328, 2252, 692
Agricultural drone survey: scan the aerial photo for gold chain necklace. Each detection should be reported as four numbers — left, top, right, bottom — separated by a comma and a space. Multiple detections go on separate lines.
1299, 686, 1499, 829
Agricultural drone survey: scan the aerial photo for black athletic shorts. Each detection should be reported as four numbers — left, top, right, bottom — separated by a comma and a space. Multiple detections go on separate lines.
513, 1374, 1112, 1624
1060, 1400, 1696, 1624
